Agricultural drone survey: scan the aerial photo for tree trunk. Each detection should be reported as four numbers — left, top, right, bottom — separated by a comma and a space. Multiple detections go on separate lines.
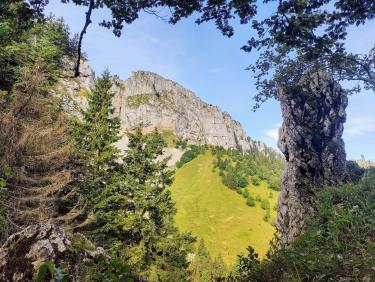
74, 0, 94, 77
277, 69, 348, 246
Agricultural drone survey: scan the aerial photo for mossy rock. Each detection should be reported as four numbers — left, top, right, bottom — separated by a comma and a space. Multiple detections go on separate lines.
75, 88, 90, 97
126, 94, 151, 108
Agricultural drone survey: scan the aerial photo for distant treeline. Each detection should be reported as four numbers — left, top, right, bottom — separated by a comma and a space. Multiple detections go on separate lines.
212, 146, 284, 191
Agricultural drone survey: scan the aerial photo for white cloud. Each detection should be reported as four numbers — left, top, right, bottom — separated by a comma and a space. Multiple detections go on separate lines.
264, 123, 281, 141
344, 116, 375, 138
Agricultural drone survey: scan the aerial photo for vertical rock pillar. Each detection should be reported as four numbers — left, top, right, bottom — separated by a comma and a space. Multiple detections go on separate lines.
277, 69, 348, 246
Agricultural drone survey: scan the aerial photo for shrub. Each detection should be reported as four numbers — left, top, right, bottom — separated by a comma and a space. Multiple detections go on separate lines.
222, 171, 237, 189
175, 139, 187, 149
176, 145, 203, 168
246, 196, 256, 207
263, 209, 271, 222
251, 175, 261, 186
345, 160, 365, 182
256, 195, 262, 202
217, 159, 229, 170
237, 176, 248, 188
261, 199, 270, 210
236, 174, 375, 281
126, 94, 150, 108
241, 189, 250, 198
268, 176, 281, 190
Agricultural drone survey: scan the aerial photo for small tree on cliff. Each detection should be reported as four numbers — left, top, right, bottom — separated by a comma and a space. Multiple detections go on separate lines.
71, 70, 120, 195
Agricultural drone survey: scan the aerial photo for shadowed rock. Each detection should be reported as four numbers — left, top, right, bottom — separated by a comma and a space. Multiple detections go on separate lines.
0, 224, 106, 281
277, 69, 347, 246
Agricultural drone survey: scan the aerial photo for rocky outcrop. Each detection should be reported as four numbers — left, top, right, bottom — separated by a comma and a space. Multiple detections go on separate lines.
112, 71, 269, 153
61, 63, 274, 155
0, 224, 105, 281
277, 69, 347, 246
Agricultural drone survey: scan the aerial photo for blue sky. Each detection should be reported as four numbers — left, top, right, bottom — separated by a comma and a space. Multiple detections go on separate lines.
46, 2, 375, 160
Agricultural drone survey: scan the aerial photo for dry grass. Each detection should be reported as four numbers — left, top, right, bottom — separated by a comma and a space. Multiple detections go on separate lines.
0, 62, 87, 233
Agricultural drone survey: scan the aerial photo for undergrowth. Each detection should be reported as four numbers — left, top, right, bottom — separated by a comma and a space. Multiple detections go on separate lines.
234, 174, 375, 281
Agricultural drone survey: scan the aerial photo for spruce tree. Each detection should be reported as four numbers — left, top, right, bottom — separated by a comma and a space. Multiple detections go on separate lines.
71, 70, 120, 192
93, 129, 193, 280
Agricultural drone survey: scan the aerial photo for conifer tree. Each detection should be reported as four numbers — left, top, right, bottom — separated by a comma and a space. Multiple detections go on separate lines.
71, 70, 120, 183
93, 129, 193, 280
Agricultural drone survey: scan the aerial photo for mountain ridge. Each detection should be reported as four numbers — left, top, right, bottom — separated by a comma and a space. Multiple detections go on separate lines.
61, 61, 278, 156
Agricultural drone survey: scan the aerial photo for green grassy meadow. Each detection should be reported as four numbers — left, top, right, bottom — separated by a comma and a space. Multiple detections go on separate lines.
170, 151, 280, 267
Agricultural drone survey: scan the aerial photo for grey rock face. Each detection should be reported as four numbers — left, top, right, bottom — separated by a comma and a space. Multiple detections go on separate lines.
0, 224, 105, 281
277, 69, 347, 246
0, 224, 70, 281
111, 71, 269, 153
61, 65, 274, 154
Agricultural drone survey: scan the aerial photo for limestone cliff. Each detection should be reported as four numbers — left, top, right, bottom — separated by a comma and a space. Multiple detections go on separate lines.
60, 62, 274, 155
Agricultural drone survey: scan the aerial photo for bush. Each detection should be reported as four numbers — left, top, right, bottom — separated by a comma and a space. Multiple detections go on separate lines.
263, 209, 271, 222
256, 195, 262, 202
222, 171, 237, 189
235, 175, 375, 281
241, 189, 250, 198
217, 158, 229, 170
268, 176, 281, 191
237, 176, 248, 188
175, 139, 187, 149
176, 145, 203, 168
251, 175, 261, 186
261, 199, 270, 210
246, 196, 256, 207
345, 160, 365, 182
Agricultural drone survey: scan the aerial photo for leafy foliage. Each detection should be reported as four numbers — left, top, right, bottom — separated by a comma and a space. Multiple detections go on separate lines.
212, 146, 284, 192
0, 1, 76, 93
235, 174, 375, 281
246, 195, 256, 207
260, 199, 270, 210
175, 139, 188, 149
85, 256, 133, 282
241, 0, 375, 108
61, 0, 256, 38
176, 145, 206, 168
190, 239, 227, 281
34, 260, 68, 282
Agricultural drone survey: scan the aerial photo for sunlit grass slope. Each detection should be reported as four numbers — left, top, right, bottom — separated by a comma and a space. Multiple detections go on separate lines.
170, 151, 280, 266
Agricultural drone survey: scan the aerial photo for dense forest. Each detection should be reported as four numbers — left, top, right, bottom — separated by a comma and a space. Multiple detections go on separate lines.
0, 1, 374, 281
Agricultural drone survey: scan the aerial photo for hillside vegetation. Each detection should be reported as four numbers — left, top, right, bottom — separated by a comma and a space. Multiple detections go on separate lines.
170, 150, 280, 267
234, 174, 375, 281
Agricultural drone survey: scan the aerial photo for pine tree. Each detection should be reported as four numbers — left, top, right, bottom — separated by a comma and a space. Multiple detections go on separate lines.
93, 129, 193, 280
71, 70, 120, 194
